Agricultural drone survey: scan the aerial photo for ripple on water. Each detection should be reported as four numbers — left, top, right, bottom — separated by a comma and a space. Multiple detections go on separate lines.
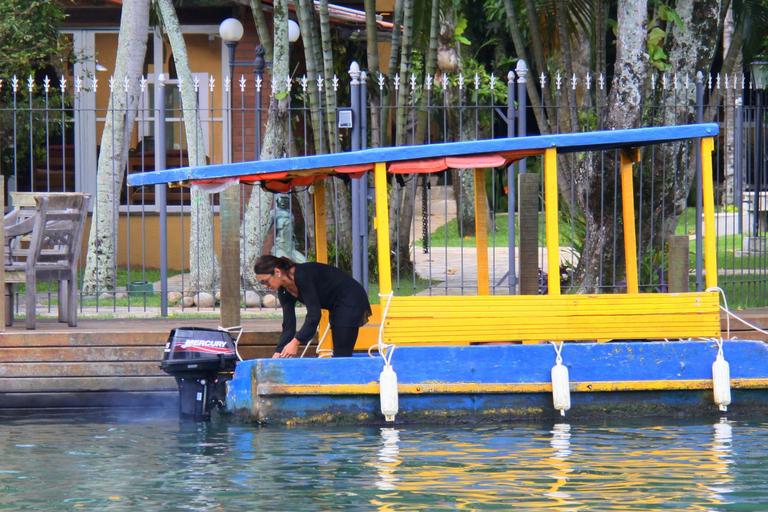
2, 413, 768, 510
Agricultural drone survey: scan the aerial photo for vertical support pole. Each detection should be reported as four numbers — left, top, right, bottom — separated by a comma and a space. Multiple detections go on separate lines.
701, 136, 718, 290
695, 72, 705, 290
544, 148, 561, 295
314, 181, 328, 264
374, 162, 392, 295
506, 70, 517, 294
668, 235, 690, 293
360, 71, 370, 290
620, 149, 640, 294
314, 181, 331, 350
220, 183, 241, 328
473, 169, 490, 295
153, 69, 168, 316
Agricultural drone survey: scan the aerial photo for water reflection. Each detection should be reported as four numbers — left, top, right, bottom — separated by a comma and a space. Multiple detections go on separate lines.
2, 412, 768, 510
375, 428, 401, 491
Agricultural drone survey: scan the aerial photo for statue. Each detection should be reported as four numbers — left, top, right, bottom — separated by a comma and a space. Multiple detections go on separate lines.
272, 193, 306, 263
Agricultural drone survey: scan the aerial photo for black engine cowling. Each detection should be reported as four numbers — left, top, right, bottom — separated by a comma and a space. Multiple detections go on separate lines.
160, 327, 238, 419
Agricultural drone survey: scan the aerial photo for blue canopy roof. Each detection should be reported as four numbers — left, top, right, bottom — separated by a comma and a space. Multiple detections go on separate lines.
127, 123, 719, 187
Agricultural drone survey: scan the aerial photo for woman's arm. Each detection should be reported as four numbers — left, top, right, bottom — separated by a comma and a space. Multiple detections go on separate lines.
275, 291, 297, 354
294, 271, 322, 343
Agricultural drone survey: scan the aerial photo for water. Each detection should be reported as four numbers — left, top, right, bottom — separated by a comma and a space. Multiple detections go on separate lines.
1, 410, 768, 511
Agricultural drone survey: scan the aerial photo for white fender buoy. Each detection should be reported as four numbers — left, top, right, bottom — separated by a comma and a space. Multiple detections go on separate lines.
551, 342, 571, 416
712, 339, 731, 412
379, 363, 399, 422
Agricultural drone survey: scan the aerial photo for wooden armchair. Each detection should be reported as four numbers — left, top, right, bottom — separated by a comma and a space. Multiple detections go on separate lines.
4, 193, 90, 329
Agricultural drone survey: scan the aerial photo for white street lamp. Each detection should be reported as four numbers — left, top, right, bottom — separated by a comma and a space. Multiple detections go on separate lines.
288, 19, 301, 43
219, 18, 244, 44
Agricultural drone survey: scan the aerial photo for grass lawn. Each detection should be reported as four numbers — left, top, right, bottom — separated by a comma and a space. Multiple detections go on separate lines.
30, 268, 180, 308
424, 213, 577, 248
367, 277, 436, 304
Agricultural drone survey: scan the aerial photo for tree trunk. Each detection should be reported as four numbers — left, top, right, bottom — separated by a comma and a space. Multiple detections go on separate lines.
82, 0, 149, 295
364, 0, 381, 148
156, 0, 218, 295
242, 0, 291, 287
572, 0, 648, 292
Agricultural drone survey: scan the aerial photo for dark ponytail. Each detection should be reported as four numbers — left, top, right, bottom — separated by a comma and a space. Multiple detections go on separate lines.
254, 255, 295, 275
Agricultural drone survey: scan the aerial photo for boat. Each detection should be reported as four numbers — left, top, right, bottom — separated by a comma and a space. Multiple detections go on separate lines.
129, 123, 768, 424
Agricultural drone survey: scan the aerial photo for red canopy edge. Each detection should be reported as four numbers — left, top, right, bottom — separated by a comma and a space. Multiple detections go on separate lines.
387, 149, 542, 174
188, 151, 541, 190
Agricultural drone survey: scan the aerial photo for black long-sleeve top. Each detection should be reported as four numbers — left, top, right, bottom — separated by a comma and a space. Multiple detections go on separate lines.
275, 262, 371, 353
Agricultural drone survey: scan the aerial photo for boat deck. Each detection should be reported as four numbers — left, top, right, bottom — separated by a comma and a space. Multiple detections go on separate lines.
0, 310, 765, 410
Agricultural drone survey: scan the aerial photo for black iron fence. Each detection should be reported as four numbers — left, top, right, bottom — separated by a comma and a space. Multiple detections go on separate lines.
1, 61, 767, 313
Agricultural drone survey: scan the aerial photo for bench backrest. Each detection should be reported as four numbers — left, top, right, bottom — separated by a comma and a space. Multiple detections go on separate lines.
339, 291, 721, 351
5, 193, 89, 279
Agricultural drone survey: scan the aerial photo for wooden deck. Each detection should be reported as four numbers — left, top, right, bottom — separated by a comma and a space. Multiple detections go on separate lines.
0, 317, 283, 409
0, 310, 765, 410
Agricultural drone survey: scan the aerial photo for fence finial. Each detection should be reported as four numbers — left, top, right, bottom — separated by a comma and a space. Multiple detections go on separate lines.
507, 70, 514, 84
349, 61, 361, 84
516, 60, 528, 83
27, 75, 35, 93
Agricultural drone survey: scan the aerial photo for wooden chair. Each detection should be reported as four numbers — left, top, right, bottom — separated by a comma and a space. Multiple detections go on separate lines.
4, 193, 90, 329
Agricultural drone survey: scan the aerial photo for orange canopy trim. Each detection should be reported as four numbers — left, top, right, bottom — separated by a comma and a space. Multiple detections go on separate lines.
387, 149, 543, 174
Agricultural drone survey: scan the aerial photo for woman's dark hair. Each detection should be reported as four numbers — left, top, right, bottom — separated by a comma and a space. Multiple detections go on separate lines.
254, 255, 294, 275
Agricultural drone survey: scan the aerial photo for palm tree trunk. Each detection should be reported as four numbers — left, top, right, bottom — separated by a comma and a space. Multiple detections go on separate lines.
318, 0, 338, 152
249, 0, 273, 63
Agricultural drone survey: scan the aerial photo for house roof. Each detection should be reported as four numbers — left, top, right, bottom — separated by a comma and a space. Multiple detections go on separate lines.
72, 1, 393, 29
126, 124, 719, 190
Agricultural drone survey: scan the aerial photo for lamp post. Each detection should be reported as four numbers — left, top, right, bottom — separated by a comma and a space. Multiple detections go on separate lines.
751, 61, 768, 240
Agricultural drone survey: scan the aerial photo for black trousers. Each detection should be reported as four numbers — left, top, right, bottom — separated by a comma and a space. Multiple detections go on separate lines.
331, 325, 360, 357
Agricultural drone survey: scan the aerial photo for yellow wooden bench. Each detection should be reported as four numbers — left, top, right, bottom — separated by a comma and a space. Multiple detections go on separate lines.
314, 291, 721, 353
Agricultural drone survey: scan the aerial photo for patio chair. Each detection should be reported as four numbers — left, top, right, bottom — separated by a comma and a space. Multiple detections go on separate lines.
4, 193, 90, 329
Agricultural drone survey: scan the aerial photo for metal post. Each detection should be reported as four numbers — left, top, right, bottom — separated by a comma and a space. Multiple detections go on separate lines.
349, 62, 363, 284
695, 71, 704, 291
254, 46, 265, 160
154, 72, 168, 316
755, 90, 764, 237
517, 60, 528, 173
506, 69, 517, 294
736, 97, 743, 235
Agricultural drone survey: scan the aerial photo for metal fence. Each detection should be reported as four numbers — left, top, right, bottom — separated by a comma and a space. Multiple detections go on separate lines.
1, 61, 767, 314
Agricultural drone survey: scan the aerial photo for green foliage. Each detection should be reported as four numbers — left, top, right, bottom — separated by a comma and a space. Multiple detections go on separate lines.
646, 1, 684, 71
454, 16, 471, 46
0, 0, 66, 79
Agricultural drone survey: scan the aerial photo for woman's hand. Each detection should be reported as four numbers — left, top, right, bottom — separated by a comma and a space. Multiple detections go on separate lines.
279, 338, 301, 358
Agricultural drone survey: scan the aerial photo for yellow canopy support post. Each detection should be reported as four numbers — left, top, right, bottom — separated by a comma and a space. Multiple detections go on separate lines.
473, 169, 490, 295
620, 149, 640, 294
544, 148, 561, 295
374, 162, 392, 295
701, 136, 718, 289
313, 181, 328, 264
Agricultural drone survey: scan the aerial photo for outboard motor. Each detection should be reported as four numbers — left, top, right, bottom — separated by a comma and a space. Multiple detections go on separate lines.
161, 327, 240, 419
